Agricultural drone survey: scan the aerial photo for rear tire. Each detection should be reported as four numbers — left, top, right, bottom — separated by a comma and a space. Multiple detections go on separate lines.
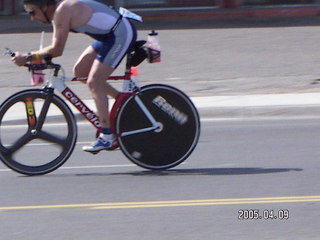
116, 84, 200, 170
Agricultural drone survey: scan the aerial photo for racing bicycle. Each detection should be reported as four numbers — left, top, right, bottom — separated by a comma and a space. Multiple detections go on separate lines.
0, 40, 200, 176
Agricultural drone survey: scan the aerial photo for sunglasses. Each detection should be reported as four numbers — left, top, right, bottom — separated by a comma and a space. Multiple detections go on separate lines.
26, 10, 36, 16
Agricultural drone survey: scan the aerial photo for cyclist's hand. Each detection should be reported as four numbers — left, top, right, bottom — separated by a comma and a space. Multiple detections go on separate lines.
11, 52, 27, 67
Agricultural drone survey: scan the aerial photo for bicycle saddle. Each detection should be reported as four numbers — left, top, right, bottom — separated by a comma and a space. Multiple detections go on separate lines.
131, 40, 147, 67
133, 40, 147, 50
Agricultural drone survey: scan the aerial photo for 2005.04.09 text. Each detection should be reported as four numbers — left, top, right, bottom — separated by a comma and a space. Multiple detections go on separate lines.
238, 209, 289, 220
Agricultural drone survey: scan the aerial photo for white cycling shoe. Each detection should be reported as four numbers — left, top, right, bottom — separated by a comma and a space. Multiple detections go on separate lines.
82, 133, 117, 154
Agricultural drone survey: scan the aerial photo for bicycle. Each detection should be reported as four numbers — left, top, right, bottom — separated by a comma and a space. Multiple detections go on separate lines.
0, 40, 200, 176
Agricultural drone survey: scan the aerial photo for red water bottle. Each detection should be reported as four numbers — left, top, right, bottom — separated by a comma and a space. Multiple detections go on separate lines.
147, 30, 161, 63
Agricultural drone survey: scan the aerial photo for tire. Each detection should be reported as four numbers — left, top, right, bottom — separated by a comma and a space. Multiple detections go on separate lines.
116, 84, 200, 170
0, 89, 77, 175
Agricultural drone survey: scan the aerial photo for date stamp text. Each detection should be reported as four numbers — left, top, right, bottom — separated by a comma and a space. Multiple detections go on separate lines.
238, 209, 289, 220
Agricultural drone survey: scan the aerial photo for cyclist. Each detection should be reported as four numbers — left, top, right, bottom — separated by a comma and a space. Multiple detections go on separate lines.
11, 0, 138, 153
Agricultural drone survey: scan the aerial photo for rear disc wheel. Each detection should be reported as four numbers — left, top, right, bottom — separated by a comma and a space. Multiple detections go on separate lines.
116, 84, 200, 170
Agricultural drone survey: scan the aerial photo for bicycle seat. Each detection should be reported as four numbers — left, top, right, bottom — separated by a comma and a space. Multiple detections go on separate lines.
132, 40, 147, 52
130, 40, 147, 67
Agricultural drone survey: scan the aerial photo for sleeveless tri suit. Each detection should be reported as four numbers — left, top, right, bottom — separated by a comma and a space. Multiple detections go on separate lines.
71, 0, 138, 68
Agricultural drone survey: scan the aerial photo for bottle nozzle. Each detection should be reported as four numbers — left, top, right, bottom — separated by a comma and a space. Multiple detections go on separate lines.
149, 30, 158, 36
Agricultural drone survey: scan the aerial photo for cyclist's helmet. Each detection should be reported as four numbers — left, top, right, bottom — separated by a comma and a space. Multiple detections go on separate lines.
23, 0, 56, 7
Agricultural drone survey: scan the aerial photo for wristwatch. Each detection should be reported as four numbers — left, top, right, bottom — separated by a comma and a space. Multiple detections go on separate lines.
26, 52, 33, 62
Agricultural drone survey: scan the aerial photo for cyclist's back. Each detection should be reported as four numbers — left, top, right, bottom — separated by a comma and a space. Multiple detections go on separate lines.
69, 0, 137, 69
70, 0, 122, 41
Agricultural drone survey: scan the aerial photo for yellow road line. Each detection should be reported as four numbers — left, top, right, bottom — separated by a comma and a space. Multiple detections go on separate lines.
1, 196, 320, 211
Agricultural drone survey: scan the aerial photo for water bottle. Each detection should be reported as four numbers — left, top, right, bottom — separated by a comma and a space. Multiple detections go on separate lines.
31, 31, 45, 86
31, 67, 45, 86
147, 30, 161, 63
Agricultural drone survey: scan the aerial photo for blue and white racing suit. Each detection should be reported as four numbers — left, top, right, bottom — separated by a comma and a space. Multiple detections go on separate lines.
71, 0, 137, 68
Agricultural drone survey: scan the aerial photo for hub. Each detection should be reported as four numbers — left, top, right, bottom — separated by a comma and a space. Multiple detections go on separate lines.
155, 122, 163, 133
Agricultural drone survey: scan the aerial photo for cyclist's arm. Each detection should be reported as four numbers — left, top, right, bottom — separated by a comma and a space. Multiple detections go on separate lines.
38, 3, 71, 58
12, 3, 71, 66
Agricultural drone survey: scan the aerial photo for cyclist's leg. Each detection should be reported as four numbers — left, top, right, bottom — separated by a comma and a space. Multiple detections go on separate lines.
83, 18, 136, 153
82, 60, 118, 153
73, 46, 97, 78
87, 60, 117, 128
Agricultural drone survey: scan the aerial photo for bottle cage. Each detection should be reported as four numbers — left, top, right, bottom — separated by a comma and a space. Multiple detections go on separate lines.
130, 40, 148, 67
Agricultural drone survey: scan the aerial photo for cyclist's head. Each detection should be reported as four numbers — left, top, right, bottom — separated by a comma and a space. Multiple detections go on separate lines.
23, 0, 56, 7
24, 0, 57, 24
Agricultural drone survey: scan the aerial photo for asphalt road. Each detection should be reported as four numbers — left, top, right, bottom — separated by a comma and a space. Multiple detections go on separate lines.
0, 118, 320, 239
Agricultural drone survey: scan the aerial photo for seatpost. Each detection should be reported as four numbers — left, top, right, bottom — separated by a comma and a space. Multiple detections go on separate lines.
125, 52, 133, 75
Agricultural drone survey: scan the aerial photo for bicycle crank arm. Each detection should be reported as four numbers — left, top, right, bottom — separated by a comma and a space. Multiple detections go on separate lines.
120, 125, 160, 137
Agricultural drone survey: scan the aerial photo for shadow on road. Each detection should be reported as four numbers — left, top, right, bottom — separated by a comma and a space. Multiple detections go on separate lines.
68, 167, 303, 177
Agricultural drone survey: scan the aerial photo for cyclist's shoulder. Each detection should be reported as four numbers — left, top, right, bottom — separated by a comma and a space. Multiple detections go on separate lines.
68, 0, 113, 8
56, 0, 83, 11
54, 0, 89, 21
57, 0, 113, 15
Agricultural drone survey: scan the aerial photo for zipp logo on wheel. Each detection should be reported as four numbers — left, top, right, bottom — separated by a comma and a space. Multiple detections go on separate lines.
152, 95, 188, 125
25, 97, 37, 127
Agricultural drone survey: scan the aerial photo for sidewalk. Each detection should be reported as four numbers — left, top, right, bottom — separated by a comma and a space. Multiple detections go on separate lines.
4, 93, 320, 125
79, 93, 320, 120
138, 5, 320, 20
1, 5, 320, 33
1, 5, 320, 121
195, 93, 320, 119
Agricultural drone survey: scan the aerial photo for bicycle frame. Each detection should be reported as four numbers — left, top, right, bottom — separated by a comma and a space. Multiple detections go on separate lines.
1, 41, 200, 175
4, 45, 160, 137
48, 69, 160, 138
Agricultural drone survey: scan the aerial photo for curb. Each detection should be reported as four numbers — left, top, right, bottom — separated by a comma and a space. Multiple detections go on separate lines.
195, 93, 320, 119
66, 93, 320, 120
3, 94, 320, 126
138, 5, 320, 20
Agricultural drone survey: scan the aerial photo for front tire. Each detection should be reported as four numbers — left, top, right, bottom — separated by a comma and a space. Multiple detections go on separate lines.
0, 89, 77, 175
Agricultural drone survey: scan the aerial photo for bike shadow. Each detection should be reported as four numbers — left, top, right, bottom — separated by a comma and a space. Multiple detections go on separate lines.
75, 167, 303, 177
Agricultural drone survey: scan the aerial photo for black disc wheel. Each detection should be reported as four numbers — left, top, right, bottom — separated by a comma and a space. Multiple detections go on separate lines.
116, 84, 200, 170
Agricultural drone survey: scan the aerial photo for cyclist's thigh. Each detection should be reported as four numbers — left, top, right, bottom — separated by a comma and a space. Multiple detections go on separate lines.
94, 19, 136, 69
73, 45, 97, 78
87, 59, 118, 98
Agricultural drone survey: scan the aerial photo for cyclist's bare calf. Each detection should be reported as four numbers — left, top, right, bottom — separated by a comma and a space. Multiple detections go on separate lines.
87, 60, 118, 128
73, 44, 119, 126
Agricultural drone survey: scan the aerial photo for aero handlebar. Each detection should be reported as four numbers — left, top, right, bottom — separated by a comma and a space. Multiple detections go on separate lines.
4, 48, 60, 73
